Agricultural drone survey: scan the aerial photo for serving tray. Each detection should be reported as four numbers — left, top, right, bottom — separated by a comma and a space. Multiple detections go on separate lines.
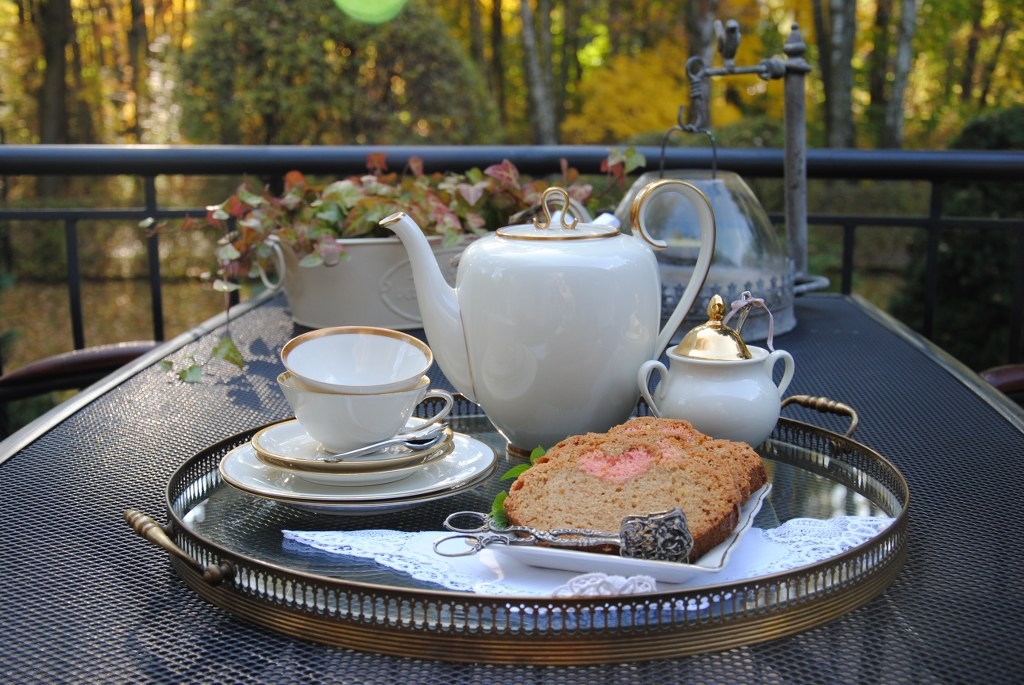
127, 396, 909, 665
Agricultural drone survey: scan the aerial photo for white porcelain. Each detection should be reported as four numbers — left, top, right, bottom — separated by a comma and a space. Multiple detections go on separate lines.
281, 326, 432, 394
489, 484, 771, 584
252, 417, 454, 474
276, 372, 453, 453
219, 432, 496, 503
261, 235, 463, 330
381, 181, 716, 452
638, 345, 795, 447
283, 445, 452, 487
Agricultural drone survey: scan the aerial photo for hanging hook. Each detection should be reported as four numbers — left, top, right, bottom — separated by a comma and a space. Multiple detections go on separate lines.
657, 114, 719, 181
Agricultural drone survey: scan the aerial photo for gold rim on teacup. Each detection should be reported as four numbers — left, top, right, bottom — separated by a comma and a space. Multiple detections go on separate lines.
281, 326, 433, 394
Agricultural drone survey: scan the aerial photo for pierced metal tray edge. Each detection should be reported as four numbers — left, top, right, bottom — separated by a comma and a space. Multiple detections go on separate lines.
132, 406, 910, 664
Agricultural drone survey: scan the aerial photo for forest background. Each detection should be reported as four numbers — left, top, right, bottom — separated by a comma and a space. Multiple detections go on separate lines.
1, 0, 1022, 428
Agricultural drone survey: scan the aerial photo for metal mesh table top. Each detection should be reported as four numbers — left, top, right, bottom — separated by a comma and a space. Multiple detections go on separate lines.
1, 293, 1022, 684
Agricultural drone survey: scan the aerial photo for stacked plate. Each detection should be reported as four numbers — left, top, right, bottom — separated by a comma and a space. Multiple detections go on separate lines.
218, 417, 498, 515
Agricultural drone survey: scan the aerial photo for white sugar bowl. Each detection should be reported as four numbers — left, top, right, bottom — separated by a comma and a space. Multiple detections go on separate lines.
638, 295, 794, 447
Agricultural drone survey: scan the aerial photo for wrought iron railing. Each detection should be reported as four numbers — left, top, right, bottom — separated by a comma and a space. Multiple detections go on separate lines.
1, 144, 1022, 372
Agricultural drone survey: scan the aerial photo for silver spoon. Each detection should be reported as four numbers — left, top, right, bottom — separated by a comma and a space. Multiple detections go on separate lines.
318, 423, 449, 463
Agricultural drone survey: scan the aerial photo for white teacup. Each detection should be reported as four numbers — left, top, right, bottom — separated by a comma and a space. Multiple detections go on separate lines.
278, 372, 453, 454
281, 326, 432, 394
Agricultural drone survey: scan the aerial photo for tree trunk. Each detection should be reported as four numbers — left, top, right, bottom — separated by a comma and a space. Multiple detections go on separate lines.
977, 20, 1011, 108
881, 0, 918, 148
490, 0, 506, 125
36, 0, 72, 196
68, 15, 96, 143
127, 0, 148, 142
557, 0, 581, 126
468, 0, 486, 67
538, 0, 555, 129
866, 0, 893, 141
960, 3, 984, 102
520, 0, 557, 144
824, 0, 857, 147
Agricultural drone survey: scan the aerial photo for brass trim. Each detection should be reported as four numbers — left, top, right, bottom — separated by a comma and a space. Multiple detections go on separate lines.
145, 414, 909, 664
125, 509, 233, 585
379, 211, 406, 227
782, 394, 860, 436
496, 187, 618, 241
280, 326, 433, 392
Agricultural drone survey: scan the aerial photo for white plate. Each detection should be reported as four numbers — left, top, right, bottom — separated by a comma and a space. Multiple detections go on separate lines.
252, 418, 454, 474
286, 467, 497, 516
490, 484, 771, 584
220, 432, 496, 503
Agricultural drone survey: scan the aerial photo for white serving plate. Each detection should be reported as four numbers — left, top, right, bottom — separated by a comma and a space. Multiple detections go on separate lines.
489, 484, 771, 584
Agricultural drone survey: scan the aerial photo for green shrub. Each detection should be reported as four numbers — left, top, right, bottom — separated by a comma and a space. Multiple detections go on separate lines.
890, 106, 1024, 370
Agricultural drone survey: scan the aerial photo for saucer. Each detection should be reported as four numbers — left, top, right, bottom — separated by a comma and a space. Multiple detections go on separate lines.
290, 441, 454, 487
220, 431, 496, 503
252, 418, 454, 474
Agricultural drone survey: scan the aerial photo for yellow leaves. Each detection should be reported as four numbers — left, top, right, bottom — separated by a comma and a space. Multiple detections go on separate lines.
561, 42, 689, 144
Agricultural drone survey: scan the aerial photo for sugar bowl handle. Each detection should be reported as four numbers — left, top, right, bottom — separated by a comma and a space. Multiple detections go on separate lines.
766, 349, 795, 396
637, 359, 668, 418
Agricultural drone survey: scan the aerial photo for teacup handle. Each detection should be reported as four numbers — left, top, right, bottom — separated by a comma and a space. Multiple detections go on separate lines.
637, 360, 668, 418
419, 389, 455, 429
766, 350, 795, 396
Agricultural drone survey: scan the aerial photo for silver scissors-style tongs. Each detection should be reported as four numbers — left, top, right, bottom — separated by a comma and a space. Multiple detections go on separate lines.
433, 509, 694, 562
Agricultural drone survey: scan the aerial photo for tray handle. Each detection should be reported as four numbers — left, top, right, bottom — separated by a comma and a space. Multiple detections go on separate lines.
124, 509, 234, 585
781, 395, 859, 437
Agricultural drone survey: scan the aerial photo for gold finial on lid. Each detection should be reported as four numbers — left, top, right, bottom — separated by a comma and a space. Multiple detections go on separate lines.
673, 294, 752, 360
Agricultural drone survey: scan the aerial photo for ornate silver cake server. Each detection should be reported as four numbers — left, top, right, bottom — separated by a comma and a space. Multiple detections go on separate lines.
433, 508, 694, 562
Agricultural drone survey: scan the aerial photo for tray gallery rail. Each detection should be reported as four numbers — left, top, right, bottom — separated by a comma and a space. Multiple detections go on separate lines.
126, 397, 909, 665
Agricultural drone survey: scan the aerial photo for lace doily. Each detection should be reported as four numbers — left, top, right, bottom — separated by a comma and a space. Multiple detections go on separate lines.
282, 515, 892, 597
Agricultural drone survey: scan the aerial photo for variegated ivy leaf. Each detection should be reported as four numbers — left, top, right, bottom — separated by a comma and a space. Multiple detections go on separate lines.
299, 252, 324, 268
211, 336, 245, 370
238, 216, 264, 229
207, 204, 231, 221
216, 243, 241, 261
236, 186, 266, 207
213, 278, 241, 293
315, 203, 343, 224
321, 179, 362, 209
178, 364, 204, 383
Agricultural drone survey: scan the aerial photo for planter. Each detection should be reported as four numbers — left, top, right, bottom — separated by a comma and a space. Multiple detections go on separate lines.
271, 237, 462, 330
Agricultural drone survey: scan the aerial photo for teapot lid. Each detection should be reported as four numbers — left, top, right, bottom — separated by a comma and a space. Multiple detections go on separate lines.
496, 187, 619, 241
673, 294, 752, 360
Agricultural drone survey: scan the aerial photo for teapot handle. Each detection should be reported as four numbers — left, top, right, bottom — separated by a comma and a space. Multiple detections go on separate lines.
630, 179, 717, 358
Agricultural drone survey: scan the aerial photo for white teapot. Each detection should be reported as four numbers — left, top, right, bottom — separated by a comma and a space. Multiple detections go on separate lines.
382, 181, 716, 453
638, 294, 794, 446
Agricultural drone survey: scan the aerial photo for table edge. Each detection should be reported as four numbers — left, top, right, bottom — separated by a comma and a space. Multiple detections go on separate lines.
846, 293, 1024, 432
0, 289, 280, 464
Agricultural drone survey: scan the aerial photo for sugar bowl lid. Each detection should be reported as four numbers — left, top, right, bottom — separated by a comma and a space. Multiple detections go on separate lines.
674, 294, 752, 360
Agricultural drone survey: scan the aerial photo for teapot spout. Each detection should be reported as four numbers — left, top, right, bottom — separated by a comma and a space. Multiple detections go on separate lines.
380, 212, 475, 402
